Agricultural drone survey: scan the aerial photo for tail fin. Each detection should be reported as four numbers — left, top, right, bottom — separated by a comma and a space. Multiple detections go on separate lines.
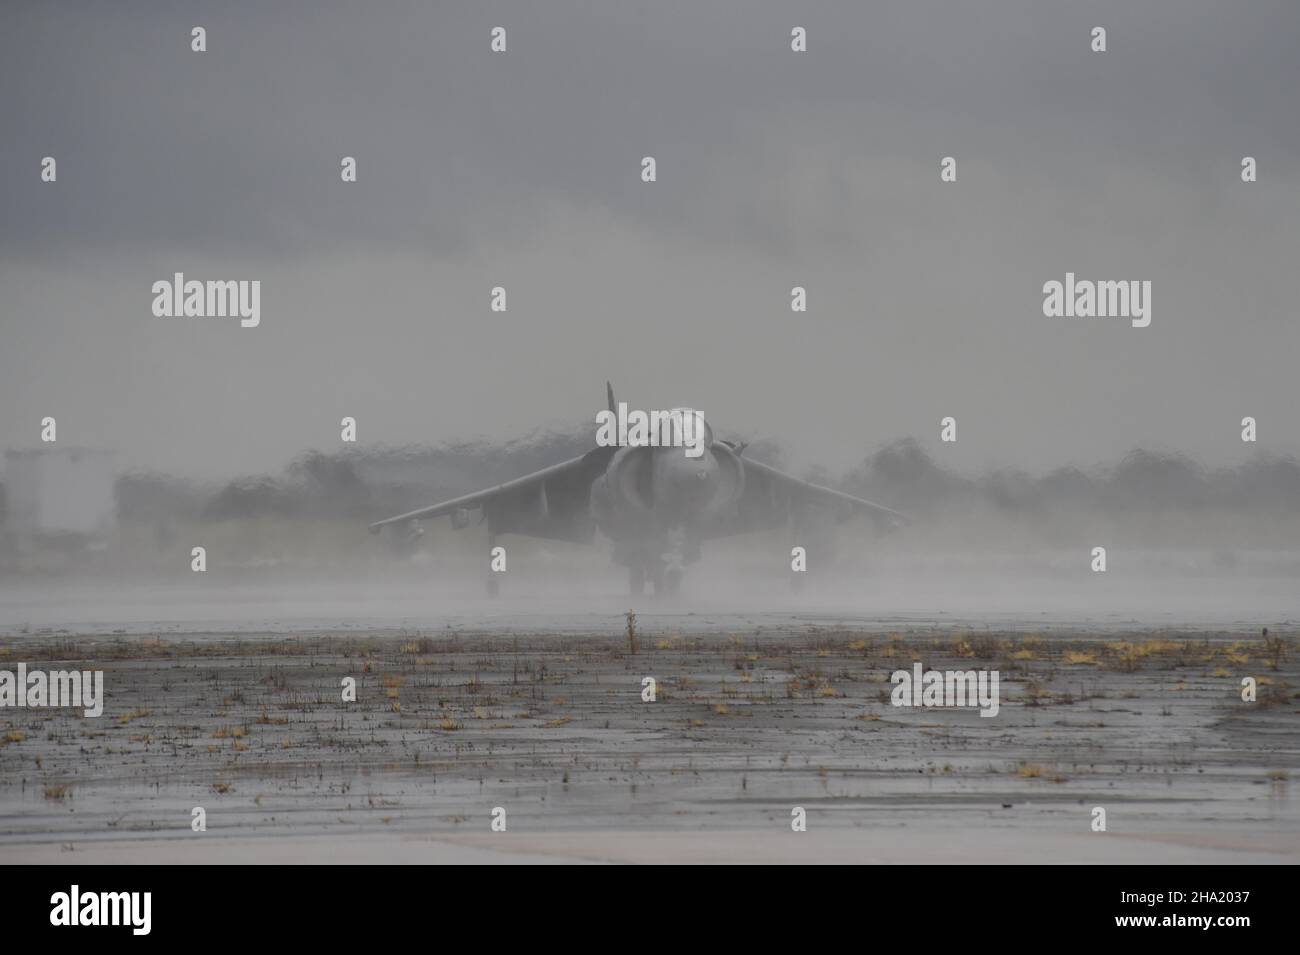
606, 381, 617, 416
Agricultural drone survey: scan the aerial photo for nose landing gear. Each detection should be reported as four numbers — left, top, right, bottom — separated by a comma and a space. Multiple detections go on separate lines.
626, 558, 681, 596
618, 530, 694, 596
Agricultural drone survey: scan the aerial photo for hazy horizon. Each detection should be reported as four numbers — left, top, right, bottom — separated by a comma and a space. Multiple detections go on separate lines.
4, 0, 1299, 479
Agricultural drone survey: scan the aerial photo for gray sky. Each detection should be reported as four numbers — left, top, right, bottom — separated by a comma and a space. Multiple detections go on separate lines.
2, 0, 1298, 479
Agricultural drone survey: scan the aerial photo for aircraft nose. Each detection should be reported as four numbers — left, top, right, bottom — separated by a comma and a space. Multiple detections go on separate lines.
654, 447, 718, 513
681, 456, 719, 503
673, 452, 714, 484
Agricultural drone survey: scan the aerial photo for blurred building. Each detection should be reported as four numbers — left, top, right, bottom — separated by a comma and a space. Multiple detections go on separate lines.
2, 447, 117, 541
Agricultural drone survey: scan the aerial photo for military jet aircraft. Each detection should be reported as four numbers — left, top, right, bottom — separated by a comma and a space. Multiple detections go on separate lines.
369, 384, 906, 594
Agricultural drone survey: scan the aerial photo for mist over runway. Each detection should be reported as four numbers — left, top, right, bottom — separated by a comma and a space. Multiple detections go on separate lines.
2, 566, 1296, 638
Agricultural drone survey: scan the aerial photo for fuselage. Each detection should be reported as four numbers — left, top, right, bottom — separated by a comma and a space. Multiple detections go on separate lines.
588, 413, 745, 577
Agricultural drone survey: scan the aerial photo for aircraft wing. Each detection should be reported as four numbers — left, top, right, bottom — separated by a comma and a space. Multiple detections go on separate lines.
706, 455, 907, 538
368, 446, 615, 543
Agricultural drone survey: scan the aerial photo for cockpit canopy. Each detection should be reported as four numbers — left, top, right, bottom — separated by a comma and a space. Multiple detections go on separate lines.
654, 408, 712, 450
